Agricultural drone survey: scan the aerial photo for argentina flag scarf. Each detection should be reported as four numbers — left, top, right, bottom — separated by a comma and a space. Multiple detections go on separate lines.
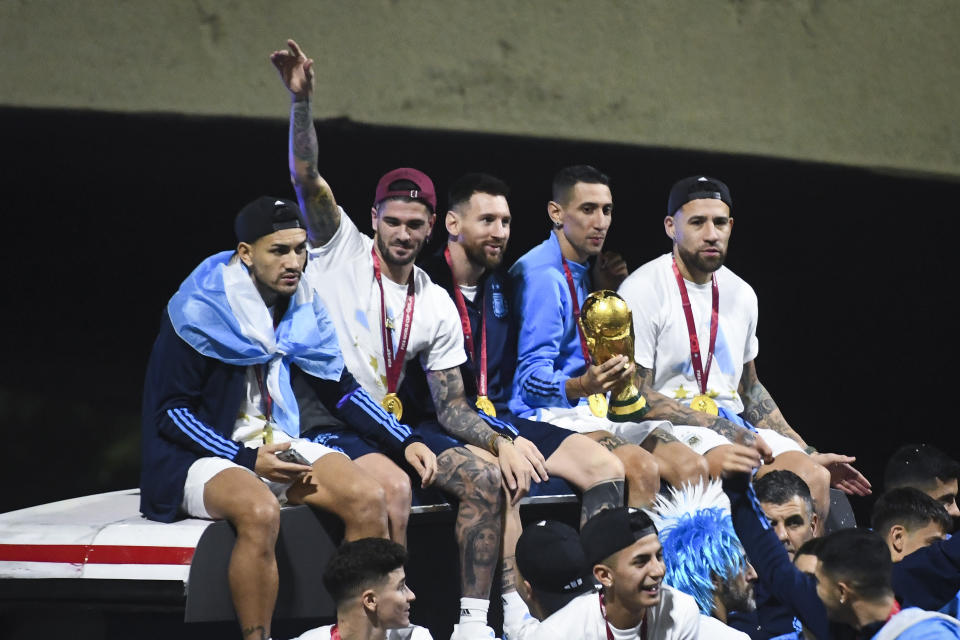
167, 250, 344, 437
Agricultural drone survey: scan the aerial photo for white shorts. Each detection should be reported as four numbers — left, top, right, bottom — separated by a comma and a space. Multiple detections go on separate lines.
181, 440, 345, 519
670, 425, 804, 457
532, 403, 674, 445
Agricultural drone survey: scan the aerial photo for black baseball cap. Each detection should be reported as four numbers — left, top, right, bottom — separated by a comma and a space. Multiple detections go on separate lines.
516, 520, 596, 614
235, 196, 304, 243
667, 176, 732, 216
580, 507, 659, 567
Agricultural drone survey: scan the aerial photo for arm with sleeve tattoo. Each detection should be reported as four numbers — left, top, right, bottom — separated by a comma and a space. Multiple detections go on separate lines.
271, 39, 341, 246
636, 364, 760, 447
426, 367, 501, 448
738, 360, 807, 448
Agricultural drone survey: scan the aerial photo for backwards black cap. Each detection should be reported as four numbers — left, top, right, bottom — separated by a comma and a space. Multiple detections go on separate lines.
667, 176, 732, 216
235, 196, 304, 243
516, 520, 596, 614
580, 507, 658, 567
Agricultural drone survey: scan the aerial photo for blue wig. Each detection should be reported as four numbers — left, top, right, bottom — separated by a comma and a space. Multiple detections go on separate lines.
650, 481, 746, 615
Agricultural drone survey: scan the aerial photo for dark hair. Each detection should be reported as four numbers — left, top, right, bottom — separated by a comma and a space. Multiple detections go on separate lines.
754, 470, 814, 516
551, 165, 610, 204
884, 443, 960, 491
794, 536, 825, 561
448, 173, 510, 211
817, 528, 892, 600
322, 538, 407, 607
870, 487, 952, 537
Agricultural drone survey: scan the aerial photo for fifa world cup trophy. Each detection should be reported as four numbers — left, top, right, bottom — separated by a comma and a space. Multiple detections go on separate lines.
578, 290, 650, 422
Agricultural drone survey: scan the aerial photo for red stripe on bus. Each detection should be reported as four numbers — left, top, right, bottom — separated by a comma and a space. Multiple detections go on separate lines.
0, 544, 195, 565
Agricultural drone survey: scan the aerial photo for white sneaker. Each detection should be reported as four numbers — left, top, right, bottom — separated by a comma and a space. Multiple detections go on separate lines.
449, 623, 498, 640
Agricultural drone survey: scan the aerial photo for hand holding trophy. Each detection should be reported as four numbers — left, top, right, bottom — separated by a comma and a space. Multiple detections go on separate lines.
578, 290, 650, 422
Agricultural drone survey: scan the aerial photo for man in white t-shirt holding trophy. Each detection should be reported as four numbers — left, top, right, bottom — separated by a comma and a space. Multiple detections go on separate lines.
617, 175, 871, 524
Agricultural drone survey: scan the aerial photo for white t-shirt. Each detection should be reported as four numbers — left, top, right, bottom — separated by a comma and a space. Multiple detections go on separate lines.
698, 614, 751, 639
293, 623, 432, 639
503, 587, 700, 640
303, 208, 466, 402
618, 253, 759, 414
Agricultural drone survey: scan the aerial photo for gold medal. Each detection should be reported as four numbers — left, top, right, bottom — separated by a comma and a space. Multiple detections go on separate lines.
476, 395, 496, 417
588, 393, 608, 418
690, 394, 719, 415
381, 393, 403, 420
263, 422, 274, 444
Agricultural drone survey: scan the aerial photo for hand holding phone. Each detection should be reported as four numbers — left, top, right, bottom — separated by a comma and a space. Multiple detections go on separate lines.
275, 447, 310, 466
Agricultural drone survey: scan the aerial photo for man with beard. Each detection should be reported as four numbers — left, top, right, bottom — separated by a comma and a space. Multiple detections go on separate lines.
272, 39, 543, 639
618, 175, 871, 526
509, 165, 716, 492
650, 481, 757, 639
755, 471, 819, 562
400, 172, 634, 519
142, 196, 431, 640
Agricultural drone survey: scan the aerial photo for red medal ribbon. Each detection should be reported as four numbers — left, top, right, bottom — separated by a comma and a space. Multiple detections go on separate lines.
444, 247, 488, 398
330, 623, 341, 640
372, 246, 416, 394
561, 257, 593, 367
671, 258, 719, 397
599, 591, 647, 640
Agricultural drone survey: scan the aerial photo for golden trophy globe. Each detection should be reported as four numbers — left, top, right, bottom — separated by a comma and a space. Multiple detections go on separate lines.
578, 290, 650, 422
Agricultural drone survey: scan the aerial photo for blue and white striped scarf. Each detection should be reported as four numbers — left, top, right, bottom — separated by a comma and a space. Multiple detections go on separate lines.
167, 251, 344, 437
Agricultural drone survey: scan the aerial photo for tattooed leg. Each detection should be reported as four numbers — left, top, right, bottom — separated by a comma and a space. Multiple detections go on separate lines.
581, 480, 626, 527
585, 431, 659, 508
642, 427, 710, 489
538, 433, 625, 524
434, 447, 504, 598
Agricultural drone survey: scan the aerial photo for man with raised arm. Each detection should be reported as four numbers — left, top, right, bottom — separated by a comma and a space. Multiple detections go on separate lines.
401, 172, 640, 517
142, 196, 432, 640
271, 39, 540, 640
618, 175, 871, 523
510, 164, 727, 489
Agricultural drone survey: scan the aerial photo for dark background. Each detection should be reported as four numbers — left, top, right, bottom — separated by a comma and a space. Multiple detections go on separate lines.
2, 105, 957, 524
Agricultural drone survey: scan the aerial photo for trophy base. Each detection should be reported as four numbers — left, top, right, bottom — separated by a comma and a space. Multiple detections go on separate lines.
606, 391, 649, 423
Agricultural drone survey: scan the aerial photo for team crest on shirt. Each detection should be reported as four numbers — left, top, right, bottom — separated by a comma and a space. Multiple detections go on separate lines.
491, 282, 507, 318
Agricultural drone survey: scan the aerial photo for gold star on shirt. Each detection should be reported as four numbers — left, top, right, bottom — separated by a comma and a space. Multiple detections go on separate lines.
707, 389, 719, 399
674, 385, 690, 400
730, 389, 738, 400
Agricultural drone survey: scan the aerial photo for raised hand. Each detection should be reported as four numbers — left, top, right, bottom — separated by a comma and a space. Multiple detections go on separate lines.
270, 38, 314, 99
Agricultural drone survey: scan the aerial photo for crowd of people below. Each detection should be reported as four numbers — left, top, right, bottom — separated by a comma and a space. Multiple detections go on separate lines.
139, 38, 960, 640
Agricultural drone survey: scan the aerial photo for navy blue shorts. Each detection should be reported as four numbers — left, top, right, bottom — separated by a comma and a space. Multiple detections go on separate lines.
310, 429, 381, 460
414, 411, 572, 460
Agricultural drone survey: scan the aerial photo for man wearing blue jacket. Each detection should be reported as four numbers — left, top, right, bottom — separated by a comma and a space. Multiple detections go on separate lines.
141, 196, 435, 640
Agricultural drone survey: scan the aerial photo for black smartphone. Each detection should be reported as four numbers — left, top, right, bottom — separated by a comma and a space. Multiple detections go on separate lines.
276, 448, 310, 465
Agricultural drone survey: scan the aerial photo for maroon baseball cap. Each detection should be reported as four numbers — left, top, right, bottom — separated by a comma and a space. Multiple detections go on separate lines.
374, 168, 437, 213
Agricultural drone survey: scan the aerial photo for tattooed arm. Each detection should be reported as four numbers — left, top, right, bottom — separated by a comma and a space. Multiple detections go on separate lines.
427, 367, 537, 504
636, 364, 763, 448
738, 360, 807, 448
270, 39, 341, 246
